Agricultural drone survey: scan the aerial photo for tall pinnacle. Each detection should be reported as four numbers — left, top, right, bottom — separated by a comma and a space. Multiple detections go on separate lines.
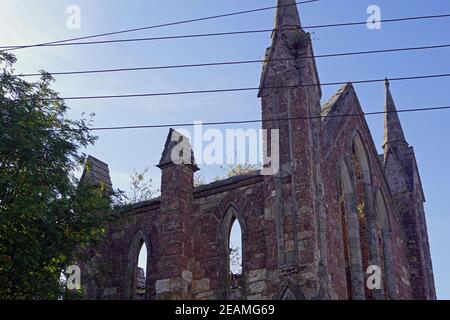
383, 78, 407, 149
275, 0, 302, 29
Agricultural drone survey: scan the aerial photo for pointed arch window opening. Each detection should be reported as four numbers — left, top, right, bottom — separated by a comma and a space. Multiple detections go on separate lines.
135, 240, 148, 298
375, 209, 388, 298
338, 180, 353, 300
351, 141, 372, 300
375, 192, 391, 299
228, 215, 243, 299
338, 163, 360, 300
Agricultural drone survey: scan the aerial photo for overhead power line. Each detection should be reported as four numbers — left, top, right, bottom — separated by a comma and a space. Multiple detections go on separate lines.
1, 0, 319, 51
18, 43, 450, 77
1, 28, 280, 50
52, 105, 450, 132
32, 73, 450, 101
2, 13, 450, 50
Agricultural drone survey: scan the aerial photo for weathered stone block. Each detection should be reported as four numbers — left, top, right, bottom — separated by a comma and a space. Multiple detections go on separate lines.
192, 278, 211, 294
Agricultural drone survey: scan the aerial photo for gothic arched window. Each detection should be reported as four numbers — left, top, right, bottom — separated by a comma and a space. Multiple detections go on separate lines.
338, 160, 365, 300
126, 230, 150, 300
219, 205, 246, 300
375, 190, 394, 299
229, 218, 243, 299
351, 136, 372, 300
136, 241, 148, 298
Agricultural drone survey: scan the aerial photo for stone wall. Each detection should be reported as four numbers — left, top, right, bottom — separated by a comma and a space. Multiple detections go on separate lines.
82, 140, 426, 300
320, 83, 414, 299
80, 0, 435, 301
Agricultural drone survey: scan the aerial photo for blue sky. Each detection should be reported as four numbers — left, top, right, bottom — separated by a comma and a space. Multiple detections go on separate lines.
1, 0, 449, 299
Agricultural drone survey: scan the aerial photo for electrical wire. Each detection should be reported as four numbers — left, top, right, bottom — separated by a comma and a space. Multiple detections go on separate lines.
48, 105, 450, 132
0, 0, 319, 51
29, 73, 450, 101
2, 13, 450, 50
17, 43, 450, 77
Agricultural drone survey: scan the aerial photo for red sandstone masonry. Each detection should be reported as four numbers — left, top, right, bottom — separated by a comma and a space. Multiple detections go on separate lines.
80, 0, 435, 300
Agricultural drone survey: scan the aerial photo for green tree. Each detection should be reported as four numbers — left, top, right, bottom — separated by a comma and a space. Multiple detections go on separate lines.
0, 52, 113, 299
125, 167, 159, 204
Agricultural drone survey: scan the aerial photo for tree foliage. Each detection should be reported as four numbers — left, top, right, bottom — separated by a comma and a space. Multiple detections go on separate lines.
125, 167, 158, 204
225, 163, 259, 178
193, 172, 207, 188
0, 52, 113, 299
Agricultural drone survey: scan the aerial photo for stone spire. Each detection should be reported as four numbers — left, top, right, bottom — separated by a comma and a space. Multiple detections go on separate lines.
80, 155, 112, 190
275, 0, 301, 29
157, 128, 198, 171
383, 78, 407, 150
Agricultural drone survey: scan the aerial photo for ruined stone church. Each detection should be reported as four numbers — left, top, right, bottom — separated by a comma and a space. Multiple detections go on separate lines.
80, 0, 436, 300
